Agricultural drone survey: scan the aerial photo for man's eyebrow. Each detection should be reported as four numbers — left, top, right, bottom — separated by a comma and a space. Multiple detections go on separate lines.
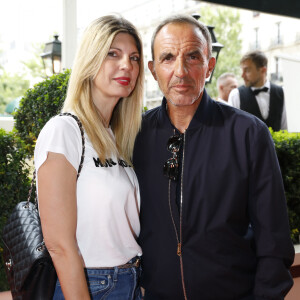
186, 50, 201, 56
158, 52, 173, 61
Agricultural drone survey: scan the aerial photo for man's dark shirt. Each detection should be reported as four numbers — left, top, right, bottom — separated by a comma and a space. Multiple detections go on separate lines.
133, 89, 294, 300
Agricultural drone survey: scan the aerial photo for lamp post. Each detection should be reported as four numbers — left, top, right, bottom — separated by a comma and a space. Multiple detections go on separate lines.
40, 35, 62, 77
192, 13, 224, 84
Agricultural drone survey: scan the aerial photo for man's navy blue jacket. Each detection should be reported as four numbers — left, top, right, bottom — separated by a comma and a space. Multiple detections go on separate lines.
133, 90, 294, 300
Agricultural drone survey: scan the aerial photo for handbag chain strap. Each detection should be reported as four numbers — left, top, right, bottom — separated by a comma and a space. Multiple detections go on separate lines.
27, 113, 85, 206
59, 112, 85, 178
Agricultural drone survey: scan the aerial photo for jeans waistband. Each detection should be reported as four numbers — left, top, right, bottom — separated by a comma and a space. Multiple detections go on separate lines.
88, 256, 141, 270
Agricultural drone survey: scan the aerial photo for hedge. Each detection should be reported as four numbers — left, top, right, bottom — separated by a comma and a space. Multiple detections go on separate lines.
271, 129, 300, 244
0, 129, 31, 291
14, 69, 70, 156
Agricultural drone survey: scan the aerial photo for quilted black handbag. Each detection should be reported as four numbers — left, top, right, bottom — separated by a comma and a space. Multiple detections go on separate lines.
1, 113, 85, 300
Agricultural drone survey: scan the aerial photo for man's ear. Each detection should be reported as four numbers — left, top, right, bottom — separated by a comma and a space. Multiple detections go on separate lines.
206, 57, 216, 79
260, 66, 267, 76
148, 61, 157, 81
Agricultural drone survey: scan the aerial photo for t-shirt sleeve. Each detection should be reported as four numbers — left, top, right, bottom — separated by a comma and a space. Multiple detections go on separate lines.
34, 115, 82, 173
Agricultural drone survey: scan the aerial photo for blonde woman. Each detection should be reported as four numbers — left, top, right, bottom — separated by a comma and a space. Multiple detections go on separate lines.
34, 15, 144, 300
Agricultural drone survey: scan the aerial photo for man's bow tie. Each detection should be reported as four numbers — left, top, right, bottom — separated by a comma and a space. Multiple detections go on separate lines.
252, 87, 269, 96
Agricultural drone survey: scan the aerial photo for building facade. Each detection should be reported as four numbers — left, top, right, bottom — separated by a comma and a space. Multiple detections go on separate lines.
120, 1, 300, 109
239, 9, 300, 86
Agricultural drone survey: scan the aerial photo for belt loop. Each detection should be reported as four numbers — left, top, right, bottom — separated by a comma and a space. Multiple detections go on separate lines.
113, 266, 118, 282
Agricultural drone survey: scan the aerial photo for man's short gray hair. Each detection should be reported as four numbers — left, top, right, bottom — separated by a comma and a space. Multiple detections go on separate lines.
217, 72, 237, 89
150, 14, 212, 60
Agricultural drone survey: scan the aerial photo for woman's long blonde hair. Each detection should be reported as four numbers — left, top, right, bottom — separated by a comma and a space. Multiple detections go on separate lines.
62, 15, 144, 163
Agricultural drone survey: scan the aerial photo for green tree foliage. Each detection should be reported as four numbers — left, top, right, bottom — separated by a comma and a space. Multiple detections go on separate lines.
0, 35, 30, 113
21, 42, 45, 80
0, 71, 30, 113
200, 6, 243, 98
0, 41, 46, 114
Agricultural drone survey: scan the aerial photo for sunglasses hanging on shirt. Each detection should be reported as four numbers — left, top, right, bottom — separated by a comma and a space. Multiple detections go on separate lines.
163, 134, 183, 181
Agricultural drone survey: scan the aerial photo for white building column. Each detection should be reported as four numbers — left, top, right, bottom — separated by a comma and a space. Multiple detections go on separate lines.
278, 54, 300, 132
62, 0, 77, 70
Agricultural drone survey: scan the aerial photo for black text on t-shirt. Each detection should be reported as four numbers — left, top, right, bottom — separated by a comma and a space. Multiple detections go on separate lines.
93, 157, 130, 168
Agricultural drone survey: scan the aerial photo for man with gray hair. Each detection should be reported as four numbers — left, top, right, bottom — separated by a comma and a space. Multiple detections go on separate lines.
133, 14, 294, 300
217, 72, 238, 103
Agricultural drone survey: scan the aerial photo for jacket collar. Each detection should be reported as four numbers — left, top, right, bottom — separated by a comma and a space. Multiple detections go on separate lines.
157, 89, 217, 131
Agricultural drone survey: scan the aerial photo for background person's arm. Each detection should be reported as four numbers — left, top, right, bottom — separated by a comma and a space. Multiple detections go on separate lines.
38, 152, 90, 300
228, 88, 241, 108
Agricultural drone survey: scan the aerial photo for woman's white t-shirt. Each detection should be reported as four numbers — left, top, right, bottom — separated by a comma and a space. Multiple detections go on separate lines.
34, 115, 142, 267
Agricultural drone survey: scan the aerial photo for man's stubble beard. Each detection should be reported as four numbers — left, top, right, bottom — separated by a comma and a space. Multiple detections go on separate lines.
158, 80, 205, 107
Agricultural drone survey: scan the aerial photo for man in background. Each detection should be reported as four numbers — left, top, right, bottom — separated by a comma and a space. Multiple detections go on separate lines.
216, 72, 238, 103
228, 50, 287, 131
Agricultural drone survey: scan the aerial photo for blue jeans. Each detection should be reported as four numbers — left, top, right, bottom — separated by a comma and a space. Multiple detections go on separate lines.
53, 259, 142, 300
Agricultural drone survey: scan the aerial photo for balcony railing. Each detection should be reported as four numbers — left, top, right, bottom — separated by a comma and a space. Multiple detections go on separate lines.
269, 36, 284, 48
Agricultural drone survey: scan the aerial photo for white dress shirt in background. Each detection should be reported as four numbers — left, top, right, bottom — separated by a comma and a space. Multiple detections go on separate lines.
228, 81, 287, 130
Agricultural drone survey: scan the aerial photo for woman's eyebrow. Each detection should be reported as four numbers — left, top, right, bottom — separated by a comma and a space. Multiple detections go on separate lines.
109, 47, 139, 55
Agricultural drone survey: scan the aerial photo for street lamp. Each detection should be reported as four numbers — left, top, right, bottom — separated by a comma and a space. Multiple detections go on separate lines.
40, 35, 62, 77
192, 13, 224, 84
